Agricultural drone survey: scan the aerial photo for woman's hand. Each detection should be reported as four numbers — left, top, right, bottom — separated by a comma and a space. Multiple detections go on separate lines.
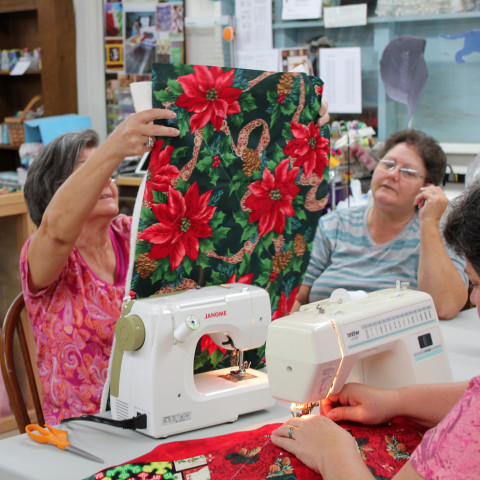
101, 108, 180, 161
317, 100, 330, 127
271, 415, 372, 478
414, 185, 449, 227
321, 383, 397, 425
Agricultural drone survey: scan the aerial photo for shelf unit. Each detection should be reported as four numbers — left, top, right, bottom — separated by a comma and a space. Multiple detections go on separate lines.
270, 1, 480, 145
0, 0, 78, 165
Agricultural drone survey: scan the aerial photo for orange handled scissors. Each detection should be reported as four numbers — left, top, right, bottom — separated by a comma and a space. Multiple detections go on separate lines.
26, 424, 104, 463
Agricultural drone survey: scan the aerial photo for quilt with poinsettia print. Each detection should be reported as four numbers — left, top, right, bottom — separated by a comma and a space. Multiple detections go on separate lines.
129, 63, 329, 372
85, 419, 426, 480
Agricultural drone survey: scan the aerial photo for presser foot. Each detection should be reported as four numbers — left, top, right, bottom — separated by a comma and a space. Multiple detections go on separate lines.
218, 371, 258, 382
219, 361, 256, 383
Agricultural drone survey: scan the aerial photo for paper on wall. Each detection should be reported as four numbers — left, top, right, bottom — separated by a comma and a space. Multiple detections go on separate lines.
324, 4, 367, 28
234, 0, 273, 69
319, 47, 362, 113
281, 0, 322, 20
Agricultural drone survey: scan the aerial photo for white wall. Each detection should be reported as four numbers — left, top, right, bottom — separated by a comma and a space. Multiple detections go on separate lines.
73, 0, 108, 141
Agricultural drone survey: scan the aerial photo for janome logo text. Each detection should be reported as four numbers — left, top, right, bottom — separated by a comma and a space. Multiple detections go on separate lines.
205, 310, 227, 319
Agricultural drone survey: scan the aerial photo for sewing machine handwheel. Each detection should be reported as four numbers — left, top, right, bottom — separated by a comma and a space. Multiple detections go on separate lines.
115, 314, 145, 351
110, 314, 145, 398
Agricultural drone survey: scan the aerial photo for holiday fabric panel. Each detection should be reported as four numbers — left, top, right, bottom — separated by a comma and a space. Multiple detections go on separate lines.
86, 418, 426, 480
129, 63, 330, 372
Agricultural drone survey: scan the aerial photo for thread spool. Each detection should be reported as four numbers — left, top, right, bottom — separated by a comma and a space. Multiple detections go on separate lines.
173, 315, 200, 343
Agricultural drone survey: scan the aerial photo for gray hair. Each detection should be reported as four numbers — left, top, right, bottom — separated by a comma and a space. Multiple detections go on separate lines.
379, 129, 446, 186
444, 182, 480, 277
24, 129, 100, 226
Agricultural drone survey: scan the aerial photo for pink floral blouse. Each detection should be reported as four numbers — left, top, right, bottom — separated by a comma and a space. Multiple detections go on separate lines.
20, 215, 131, 424
410, 375, 480, 479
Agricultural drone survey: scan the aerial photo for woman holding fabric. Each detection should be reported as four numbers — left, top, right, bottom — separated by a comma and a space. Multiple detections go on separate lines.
20, 109, 180, 424
20, 103, 331, 425
294, 129, 468, 319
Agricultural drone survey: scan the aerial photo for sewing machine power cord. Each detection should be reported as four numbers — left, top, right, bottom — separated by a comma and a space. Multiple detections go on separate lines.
60, 412, 147, 430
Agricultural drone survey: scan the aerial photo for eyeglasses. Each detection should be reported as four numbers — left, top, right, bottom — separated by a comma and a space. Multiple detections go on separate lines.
110, 171, 119, 183
377, 159, 425, 180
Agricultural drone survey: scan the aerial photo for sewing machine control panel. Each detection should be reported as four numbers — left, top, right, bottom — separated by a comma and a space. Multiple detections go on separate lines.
343, 302, 437, 350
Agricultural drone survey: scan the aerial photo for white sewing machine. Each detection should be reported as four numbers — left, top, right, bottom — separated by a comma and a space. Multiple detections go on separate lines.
266, 283, 453, 414
110, 283, 275, 438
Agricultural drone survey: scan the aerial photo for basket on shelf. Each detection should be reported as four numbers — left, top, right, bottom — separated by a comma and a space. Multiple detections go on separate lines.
4, 95, 43, 146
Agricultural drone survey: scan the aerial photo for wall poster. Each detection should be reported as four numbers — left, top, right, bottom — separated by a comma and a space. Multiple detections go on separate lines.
103, 0, 185, 132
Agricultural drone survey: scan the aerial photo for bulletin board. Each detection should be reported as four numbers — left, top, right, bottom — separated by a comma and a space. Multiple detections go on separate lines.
104, 0, 185, 74
103, 0, 185, 133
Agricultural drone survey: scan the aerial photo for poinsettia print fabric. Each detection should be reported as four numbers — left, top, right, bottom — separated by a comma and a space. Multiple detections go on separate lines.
129, 63, 329, 372
85, 419, 426, 480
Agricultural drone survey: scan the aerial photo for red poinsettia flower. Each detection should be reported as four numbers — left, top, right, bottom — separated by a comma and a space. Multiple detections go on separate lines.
200, 335, 227, 355
227, 273, 254, 284
176, 65, 243, 133
148, 139, 180, 192
283, 121, 330, 179
138, 182, 216, 270
315, 84, 324, 97
272, 286, 300, 320
244, 159, 300, 236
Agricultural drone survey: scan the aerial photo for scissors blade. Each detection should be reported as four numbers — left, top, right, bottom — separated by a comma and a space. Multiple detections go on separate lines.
65, 445, 104, 463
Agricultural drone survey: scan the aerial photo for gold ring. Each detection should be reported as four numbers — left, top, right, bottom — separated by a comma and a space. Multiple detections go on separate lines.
288, 426, 294, 439
146, 137, 154, 149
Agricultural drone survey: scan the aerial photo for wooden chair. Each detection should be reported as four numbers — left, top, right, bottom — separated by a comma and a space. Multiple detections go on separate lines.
0, 293, 44, 433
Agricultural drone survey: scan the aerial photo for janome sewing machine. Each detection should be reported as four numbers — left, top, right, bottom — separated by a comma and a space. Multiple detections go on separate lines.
110, 283, 275, 438
266, 282, 453, 415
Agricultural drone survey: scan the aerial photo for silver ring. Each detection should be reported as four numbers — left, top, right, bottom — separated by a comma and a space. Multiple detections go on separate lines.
431, 190, 437, 195
288, 426, 294, 439
145, 137, 154, 149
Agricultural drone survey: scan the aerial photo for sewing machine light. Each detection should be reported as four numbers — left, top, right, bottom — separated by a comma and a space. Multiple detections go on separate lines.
290, 402, 319, 417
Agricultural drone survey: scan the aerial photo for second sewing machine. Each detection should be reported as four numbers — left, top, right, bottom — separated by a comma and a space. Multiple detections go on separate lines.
110, 283, 275, 438
266, 283, 453, 416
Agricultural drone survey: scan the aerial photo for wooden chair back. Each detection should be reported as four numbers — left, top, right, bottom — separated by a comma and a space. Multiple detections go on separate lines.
0, 292, 44, 433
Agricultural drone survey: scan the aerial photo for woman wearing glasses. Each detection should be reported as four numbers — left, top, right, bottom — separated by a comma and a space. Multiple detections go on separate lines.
293, 129, 468, 319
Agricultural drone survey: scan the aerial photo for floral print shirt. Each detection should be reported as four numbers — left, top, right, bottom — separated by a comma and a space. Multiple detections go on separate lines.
20, 215, 131, 424
410, 375, 480, 479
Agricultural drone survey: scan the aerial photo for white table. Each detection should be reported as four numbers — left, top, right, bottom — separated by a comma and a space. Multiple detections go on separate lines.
0, 308, 478, 480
